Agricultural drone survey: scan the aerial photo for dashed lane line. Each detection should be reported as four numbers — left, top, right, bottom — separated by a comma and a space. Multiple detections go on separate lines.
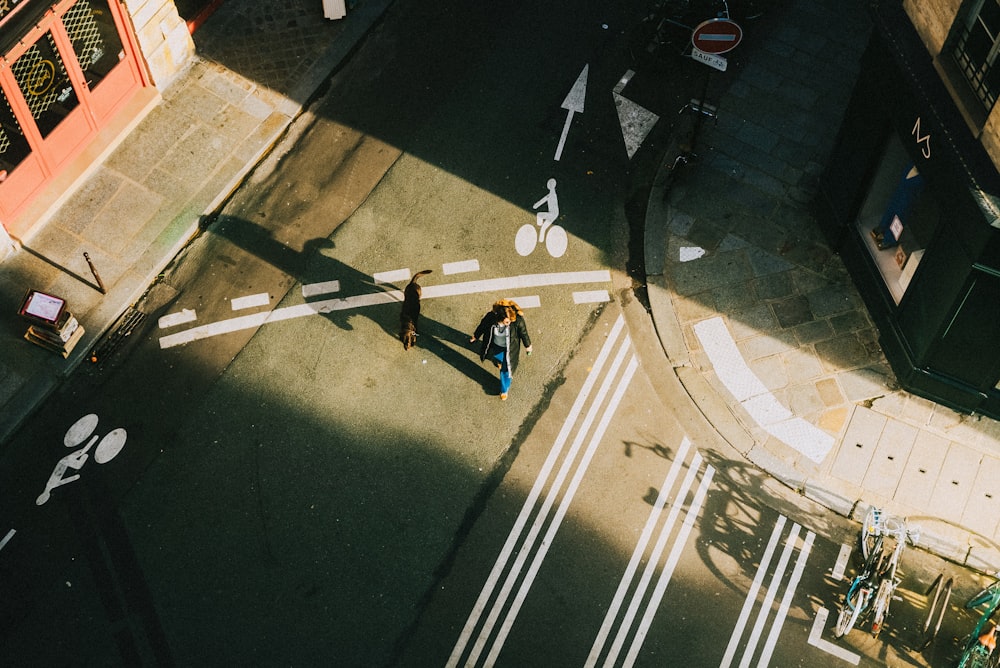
159, 270, 611, 349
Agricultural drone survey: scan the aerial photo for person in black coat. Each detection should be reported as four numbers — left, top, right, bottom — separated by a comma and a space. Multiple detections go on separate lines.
470, 301, 532, 400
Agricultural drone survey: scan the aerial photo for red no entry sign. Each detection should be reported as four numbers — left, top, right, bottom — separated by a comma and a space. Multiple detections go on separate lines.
691, 18, 742, 55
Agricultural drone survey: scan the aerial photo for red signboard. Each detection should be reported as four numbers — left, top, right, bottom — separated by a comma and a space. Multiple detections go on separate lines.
691, 18, 742, 55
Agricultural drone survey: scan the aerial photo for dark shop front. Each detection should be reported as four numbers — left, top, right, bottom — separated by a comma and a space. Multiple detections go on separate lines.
818, 1, 1000, 419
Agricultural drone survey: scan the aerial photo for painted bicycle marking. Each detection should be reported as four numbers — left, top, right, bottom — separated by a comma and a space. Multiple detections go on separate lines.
36, 414, 127, 505
517, 178, 567, 258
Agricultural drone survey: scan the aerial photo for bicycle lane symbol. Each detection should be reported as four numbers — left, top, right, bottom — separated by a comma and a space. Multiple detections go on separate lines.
36, 414, 127, 505
516, 178, 568, 258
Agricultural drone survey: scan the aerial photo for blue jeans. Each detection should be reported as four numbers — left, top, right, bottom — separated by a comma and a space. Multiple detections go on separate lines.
490, 350, 512, 394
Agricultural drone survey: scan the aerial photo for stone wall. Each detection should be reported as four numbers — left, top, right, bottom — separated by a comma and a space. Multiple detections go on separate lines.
903, 0, 962, 56
122, 0, 195, 89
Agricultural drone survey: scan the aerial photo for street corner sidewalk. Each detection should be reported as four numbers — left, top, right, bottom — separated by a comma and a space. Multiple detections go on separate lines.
0, 1, 394, 447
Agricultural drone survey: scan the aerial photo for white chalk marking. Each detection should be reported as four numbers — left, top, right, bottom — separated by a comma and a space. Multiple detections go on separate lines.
809, 608, 861, 665
442, 259, 480, 275
0, 529, 14, 552
231, 292, 270, 311
302, 280, 341, 298
832, 543, 852, 581
693, 317, 835, 463
161, 270, 612, 349
573, 289, 610, 304
373, 268, 410, 284
158, 308, 197, 329
679, 246, 706, 262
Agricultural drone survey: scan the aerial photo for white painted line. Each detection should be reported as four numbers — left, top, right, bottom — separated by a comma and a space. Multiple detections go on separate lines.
810, 608, 861, 665
158, 308, 196, 329
613, 69, 635, 95
721, 516, 788, 667
693, 317, 835, 463
832, 543, 852, 581
443, 259, 480, 275
0, 529, 14, 552
586, 438, 693, 667
759, 531, 815, 667
625, 465, 715, 667
679, 246, 706, 262
161, 270, 612, 349
448, 316, 626, 668
487, 354, 639, 666
231, 292, 270, 311
302, 279, 340, 298
738, 524, 801, 668
509, 296, 541, 309
573, 289, 610, 304
373, 268, 410, 284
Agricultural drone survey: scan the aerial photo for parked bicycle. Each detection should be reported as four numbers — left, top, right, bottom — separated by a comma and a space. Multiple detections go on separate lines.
834, 507, 919, 638
957, 580, 1000, 668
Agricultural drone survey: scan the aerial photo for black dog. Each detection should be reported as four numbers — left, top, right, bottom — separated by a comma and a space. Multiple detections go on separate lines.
400, 270, 432, 350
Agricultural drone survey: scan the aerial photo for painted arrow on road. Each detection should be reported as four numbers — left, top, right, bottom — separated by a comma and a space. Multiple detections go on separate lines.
554, 65, 588, 161
614, 70, 659, 160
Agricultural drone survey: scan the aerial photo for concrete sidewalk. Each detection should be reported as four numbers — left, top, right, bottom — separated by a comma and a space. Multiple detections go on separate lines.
644, 0, 1000, 570
0, 0, 392, 445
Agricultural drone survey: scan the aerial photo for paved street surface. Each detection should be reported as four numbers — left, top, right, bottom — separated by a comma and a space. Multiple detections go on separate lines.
2, 0, 1000, 666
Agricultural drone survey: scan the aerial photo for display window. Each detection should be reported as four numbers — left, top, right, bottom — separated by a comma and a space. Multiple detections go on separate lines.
854, 135, 942, 304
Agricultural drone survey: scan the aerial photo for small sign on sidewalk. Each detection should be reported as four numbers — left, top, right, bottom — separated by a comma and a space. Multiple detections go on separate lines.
692, 48, 727, 72
322, 0, 346, 19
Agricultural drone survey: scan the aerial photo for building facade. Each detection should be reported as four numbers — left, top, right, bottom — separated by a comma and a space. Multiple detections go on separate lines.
818, 0, 1000, 418
0, 0, 196, 241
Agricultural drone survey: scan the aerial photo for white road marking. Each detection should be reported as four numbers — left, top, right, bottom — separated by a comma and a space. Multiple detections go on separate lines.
624, 466, 715, 667
447, 316, 628, 667
810, 608, 861, 665
586, 437, 694, 667
554, 65, 588, 161
679, 246, 706, 262
231, 292, 270, 311
486, 354, 639, 666
509, 296, 541, 308
739, 524, 801, 668
160, 270, 612, 349
721, 516, 787, 667
373, 268, 411, 284
759, 531, 815, 667
573, 289, 610, 304
443, 260, 480, 275
613, 69, 659, 160
693, 316, 834, 463
832, 543, 852, 581
0, 529, 14, 552
158, 308, 197, 329
302, 279, 340, 298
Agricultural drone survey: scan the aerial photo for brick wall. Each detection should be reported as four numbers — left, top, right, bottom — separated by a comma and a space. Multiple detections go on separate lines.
122, 0, 195, 89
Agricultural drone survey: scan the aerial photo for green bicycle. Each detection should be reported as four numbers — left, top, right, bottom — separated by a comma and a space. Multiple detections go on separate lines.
957, 581, 1000, 668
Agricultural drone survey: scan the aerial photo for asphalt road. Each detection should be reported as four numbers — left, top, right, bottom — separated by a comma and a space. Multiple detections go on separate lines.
0, 0, 992, 666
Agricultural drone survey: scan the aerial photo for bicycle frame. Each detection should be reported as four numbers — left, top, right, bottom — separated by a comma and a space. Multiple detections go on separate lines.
958, 582, 1000, 667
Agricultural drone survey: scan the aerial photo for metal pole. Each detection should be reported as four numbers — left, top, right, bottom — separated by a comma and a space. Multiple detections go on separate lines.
83, 252, 107, 295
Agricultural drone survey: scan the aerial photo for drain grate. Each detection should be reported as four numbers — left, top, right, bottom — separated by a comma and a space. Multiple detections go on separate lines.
89, 308, 147, 365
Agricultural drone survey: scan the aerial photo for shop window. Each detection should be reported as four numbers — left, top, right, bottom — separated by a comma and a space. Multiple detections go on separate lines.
0, 88, 31, 174
855, 135, 942, 305
10, 30, 80, 137
952, 0, 1000, 112
63, 0, 125, 92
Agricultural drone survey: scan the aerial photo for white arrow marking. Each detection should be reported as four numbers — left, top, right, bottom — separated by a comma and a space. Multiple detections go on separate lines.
0, 529, 14, 552
679, 246, 706, 262
554, 65, 588, 161
613, 70, 659, 160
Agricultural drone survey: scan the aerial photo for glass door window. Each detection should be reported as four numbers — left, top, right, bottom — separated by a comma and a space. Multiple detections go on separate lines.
0, 87, 31, 174
10, 30, 80, 137
63, 0, 126, 92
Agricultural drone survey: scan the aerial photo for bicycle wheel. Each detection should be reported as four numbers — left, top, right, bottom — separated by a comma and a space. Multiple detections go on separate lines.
871, 579, 894, 637
920, 575, 953, 650
861, 506, 882, 561
835, 584, 866, 638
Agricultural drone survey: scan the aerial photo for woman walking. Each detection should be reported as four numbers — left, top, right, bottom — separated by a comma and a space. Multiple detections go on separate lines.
470, 301, 532, 400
